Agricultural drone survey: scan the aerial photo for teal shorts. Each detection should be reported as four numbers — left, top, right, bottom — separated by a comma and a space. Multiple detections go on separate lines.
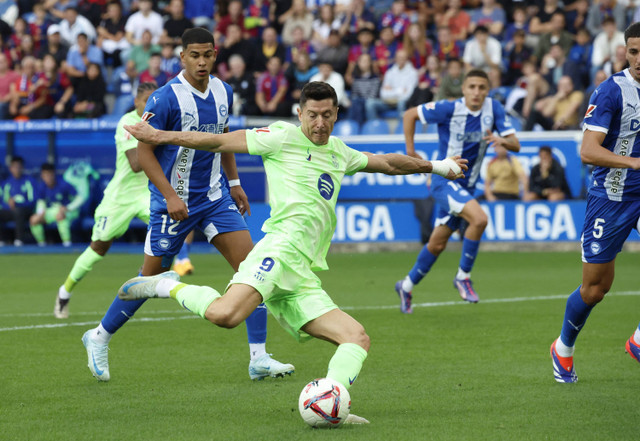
43, 204, 78, 224
228, 233, 338, 342
91, 195, 150, 242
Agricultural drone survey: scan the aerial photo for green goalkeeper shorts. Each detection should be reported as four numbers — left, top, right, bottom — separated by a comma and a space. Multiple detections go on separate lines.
91, 195, 150, 242
228, 233, 338, 342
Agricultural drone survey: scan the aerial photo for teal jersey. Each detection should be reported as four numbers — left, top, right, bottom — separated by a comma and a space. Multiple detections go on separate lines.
102, 110, 150, 203
245, 121, 368, 270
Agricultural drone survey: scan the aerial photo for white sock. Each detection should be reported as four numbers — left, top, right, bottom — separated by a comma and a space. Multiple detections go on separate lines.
456, 268, 471, 280
633, 328, 640, 345
58, 285, 71, 300
92, 323, 112, 345
401, 276, 414, 293
555, 337, 575, 357
156, 279, 181, 298
249, 343, 266, 361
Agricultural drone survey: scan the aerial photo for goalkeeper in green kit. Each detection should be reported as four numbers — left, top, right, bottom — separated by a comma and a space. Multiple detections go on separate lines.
120, 82, 467, 423
53, 83, 158, 319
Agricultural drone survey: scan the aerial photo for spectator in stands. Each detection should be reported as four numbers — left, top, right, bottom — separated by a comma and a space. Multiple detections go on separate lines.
0, 156, 35, 246
227, 54, 258, 116
29, 5, 48, 47
214, 0, 246, 44
310, 61, 349, 109
539, 43, 569, 91
368, 0, 394, 20
59, 5, 96, 46
9, 17, 34, 62
504, 29, 531, 86
484, 145, 527, 201
564, 0, 589, 35
245, 0, 270, 39
437, 0, 471, 43
524, 75, 584, 131
72, 62, 106, 118
216, 23, 255, 79
509, 59, 550, 121
10, 33, 36, 66
311, 4, 341, 51
470, 0, 506, 38
111, 59, 138, 115
488, 65, 510, 105
37, 24, 69, 67
44, 0, 77, 22
338, 0, 376, 45
253, 26, 287, 74
408, 54, 439, 108
345, 28, 376, 85
183, 0, 214, 31
532, 12, 573, 66
315, 29, 349, 75
402, 23, 432, 78
139, 52, 169, 87
435, 57, 463, 101
433, 26, 461, 63
566, 27, 593, 91
586, 0, 626, 36
503, 6, 529, 44
287, 25, 315, 66
380, 0, 410, 41
591, 16, 626, 74
38, 53, 73, 118
603, 44, 628, 77
160, 43, 181, 78
125, 0, 163, 45
271, 0, 294, 33
347, 52, 380, 126
365, 48, 417, 120
128, 29, 161, 72
162, 0, 193, 47
528, 0, 562, 35
525, 146, 570, 202
374, 26, 397, 75
97, 0, 129, 69
255, 56, 290, 117
30, 162, 81, 247
281, 0, 313, 46
285, 50, 318, 102
0, 53, 19, 118
462, 25, 501, 73
9, 56, 51, 119
0, 0, 17, 28
65, 32, 104, 87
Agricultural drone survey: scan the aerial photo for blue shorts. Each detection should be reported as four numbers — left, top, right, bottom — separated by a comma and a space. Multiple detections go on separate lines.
581, 194, 640, 263
430, 176, 475, 230
144, 193, 248, 257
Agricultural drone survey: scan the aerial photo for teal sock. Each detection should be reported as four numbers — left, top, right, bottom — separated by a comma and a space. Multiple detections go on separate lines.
326, 343, 368, 389
171, 283, 220, 319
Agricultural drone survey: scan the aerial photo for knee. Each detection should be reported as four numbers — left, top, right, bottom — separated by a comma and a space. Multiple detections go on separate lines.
428, 240, 447, 255
205, 306, 243, 329
469, 212, 488, 231
345, 327, 370, 352
580, 283, 609, 305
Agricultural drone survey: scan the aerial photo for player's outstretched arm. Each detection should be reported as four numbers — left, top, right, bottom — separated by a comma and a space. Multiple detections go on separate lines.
361, 153, 468, 180
581, 129, 640, 169
124, 121, 249, 154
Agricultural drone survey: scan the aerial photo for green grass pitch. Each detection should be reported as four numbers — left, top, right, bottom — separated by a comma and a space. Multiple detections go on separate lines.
1, 250, 639, 440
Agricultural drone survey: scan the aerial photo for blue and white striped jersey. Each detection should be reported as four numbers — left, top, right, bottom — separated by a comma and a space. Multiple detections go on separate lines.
142, 71, 234, 213
417, 97, 515, 189
582, 68, 640, 201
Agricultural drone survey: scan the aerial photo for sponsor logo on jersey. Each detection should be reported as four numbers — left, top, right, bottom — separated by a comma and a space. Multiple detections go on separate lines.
142, 111, 155, 121
424, 102, 436, 110
584, 104, 597, 118
318, 173, 335, 200
331, 154, 339, 168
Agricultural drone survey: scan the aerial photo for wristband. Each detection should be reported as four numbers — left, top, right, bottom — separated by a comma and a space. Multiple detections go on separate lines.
228, 179, 241, 187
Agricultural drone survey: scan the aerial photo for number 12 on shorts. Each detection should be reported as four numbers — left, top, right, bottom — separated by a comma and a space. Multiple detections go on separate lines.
160, 214, 180, 235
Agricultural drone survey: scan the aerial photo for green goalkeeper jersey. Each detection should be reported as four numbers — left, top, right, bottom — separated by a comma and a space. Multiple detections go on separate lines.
102, 110, 150, 203
245, 121, 369, 271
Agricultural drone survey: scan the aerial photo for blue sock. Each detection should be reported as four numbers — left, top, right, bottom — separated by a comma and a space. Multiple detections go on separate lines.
408, 246, 438, 285
177, 242, 190, 261
560, 286, 594, 347
459, 237, 480, 272
101, 296, 146, 334
245, 303, 267, 344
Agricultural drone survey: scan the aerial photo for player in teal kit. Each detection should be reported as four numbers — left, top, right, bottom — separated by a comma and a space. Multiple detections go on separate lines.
121, 82, 468, 423
54, 82, 157, 319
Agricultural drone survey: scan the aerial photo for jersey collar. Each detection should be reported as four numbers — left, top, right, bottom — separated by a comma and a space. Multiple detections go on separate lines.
461, 97, 483, 116
177, 70, 212, 99
623, 68, 640, 89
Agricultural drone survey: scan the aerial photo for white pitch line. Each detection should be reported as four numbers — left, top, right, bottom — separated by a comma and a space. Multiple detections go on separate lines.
1, 291, 639, 333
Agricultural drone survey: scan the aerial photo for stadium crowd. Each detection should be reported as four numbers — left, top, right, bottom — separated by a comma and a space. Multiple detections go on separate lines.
0, 0, 635, 128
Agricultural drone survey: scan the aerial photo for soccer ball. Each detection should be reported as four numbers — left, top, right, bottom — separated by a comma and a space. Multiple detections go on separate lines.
298, 378, 351, 428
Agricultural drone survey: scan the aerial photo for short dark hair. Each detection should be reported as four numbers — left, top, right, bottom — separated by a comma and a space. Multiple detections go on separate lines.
474, 25, 489, 35
41, 163, 55, 172
300, 82, 338, 108
540, 145, 552, 155
602, 16, 616, 26
137, 81, 158, 97
464, 69, 489, 82
182, 27, 215, 49
10, 156, 24, 165
625, 21, 640, 43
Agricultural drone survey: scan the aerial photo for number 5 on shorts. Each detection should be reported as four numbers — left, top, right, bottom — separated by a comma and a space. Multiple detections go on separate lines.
593, 218, 605, 238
